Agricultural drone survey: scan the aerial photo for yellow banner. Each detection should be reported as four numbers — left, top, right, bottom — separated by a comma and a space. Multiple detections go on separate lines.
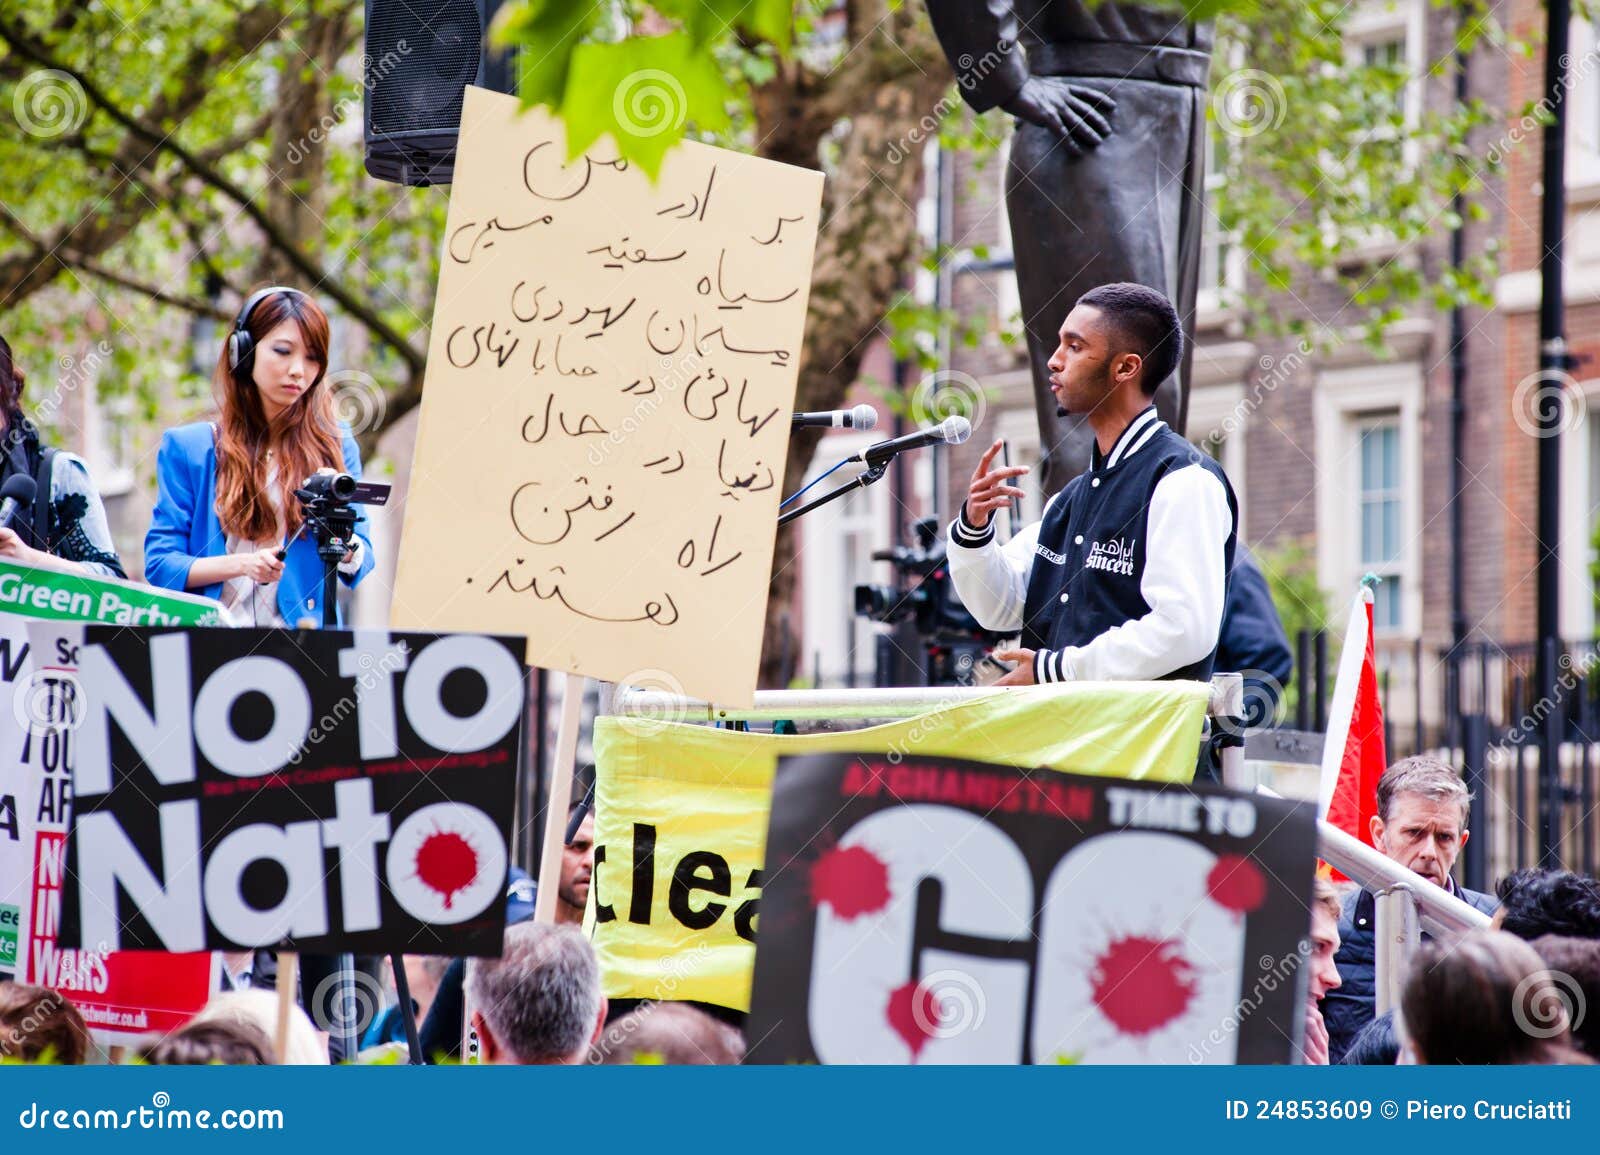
590, 681, 1211, 1011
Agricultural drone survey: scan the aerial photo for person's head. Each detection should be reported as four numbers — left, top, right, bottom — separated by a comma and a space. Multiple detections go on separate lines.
0, 332, 25, 421
142, 1017, 272, 1065
1047, 282, 1182, 415
191, 990, 326, 1065
0, 982, 88, 1064
1530, 935, 1600, 1060
467, 922, 606, 1065
1492, 869, 1600, 940
590, 1002, 746, 1065
561, 810, 595, 912
1307, 879, 1343, 1003
1401, 930, 1583, 1064
1370, 756, 1472, 890
1341, 1009, 1400, 1065
213, 286, 343, 543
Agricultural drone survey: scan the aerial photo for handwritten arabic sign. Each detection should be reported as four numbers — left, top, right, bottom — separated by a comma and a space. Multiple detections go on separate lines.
392, 87, 823, 705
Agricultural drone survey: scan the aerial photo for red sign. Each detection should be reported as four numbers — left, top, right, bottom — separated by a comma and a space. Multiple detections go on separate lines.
26, 830, 214, 1041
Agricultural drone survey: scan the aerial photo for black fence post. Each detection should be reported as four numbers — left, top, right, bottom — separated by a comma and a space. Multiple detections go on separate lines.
1463, 711, 1489, 894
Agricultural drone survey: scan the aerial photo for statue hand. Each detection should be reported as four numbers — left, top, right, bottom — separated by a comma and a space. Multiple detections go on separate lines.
1002, 77, 1116, 155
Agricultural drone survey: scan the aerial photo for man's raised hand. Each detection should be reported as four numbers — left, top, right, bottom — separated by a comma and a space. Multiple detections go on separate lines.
964, 439, 1029, 530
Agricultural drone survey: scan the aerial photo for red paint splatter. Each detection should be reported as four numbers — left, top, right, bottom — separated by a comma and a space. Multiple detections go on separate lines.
1090, 935, 1198, 1037
809, 844, 891, 920
885, 979, 943, 1062
1206, 854, 1267, 917
415, 830, 478, 909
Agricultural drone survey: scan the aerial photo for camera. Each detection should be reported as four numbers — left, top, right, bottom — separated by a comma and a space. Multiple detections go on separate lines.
296, 471, 392, 507
854, 517, 1008, 687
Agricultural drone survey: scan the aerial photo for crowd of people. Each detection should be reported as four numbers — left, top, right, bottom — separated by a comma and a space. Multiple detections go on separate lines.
3, 753, 1597, 1066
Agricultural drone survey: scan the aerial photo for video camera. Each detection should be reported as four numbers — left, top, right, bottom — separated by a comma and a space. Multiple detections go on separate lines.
854, 517, 1007, 686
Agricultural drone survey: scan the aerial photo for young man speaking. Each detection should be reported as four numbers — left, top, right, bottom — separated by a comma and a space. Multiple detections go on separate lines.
949, 282, 1238, 685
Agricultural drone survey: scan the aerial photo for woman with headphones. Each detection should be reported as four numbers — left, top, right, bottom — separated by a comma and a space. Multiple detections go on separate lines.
0, 333, 126, 578
145, 287, 374, 626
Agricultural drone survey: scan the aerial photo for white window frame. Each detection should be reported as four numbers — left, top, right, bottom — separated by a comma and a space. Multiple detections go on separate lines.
1558, 374, 1600, 640
1566, 18, 1600, 195
1333, 0, 1426, 257
1314, 360, 1423, 638
1185, 381, 1248, 533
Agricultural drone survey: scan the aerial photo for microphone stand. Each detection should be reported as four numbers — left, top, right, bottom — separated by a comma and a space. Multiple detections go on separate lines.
777, 461, 889, 526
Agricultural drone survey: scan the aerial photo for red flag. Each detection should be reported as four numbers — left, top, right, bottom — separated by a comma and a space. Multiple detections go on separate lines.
1317, 589, 1386, 882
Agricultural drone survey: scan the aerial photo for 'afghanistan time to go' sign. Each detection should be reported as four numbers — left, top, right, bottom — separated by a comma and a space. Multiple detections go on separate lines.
746, 753, 1319, 1065
60, 626, 525, 958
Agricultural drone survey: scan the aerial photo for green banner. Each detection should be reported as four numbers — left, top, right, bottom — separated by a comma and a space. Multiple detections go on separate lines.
590, 681, 1212, 1011
0, 560, 222, 626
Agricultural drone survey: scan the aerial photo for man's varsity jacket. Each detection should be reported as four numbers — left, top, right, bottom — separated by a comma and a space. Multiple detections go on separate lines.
948, 407, 1238, 684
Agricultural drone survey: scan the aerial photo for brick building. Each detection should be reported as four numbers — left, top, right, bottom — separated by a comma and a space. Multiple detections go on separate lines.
798, 1, 1600, 746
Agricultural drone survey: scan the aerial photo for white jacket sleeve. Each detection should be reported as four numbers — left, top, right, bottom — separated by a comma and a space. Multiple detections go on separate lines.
1045, 464, 1232, 683
945, 495, 1060, 633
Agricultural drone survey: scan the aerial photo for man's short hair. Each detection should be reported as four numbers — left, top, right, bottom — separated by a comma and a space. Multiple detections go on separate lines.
468, 923, 601, 1063
1376, 755, 1472, 827
0, 982, 88, 1064
1496, 868, 1600, 941
590, 1002, 745, 1065
1075, 282, 1183, 395
1531, 935, 1600, 1059
1311, 878, 1342, 925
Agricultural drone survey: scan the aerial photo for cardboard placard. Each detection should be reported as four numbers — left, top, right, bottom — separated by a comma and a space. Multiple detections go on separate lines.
746, 753, 1319, 1064
58, 625, 524, 958
391, 87, 824, 705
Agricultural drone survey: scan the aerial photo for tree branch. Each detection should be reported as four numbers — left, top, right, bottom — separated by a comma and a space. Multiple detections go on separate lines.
0, 12, 426, 376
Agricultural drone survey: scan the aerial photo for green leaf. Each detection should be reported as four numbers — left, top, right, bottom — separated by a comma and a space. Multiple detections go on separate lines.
562, 34, 733, 177
493, 0, 601, 108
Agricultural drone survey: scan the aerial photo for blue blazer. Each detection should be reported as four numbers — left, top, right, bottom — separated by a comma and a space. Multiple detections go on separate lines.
144, 421, 376, 626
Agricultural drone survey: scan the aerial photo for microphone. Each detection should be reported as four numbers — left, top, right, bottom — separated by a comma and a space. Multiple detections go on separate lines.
0, 475, 37, 530
853, 415, 972, 466
792, 404, 878, 430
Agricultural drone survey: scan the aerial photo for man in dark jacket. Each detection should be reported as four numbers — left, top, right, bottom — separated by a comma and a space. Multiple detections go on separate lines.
1217, 547, 1293, 729
1321, 756, 1498, 1062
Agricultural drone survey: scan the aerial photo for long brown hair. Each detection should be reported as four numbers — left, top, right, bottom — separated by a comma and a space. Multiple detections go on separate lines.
213, 290, 342, 542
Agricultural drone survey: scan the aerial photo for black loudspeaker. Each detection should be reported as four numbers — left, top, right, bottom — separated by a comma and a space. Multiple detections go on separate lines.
363, 0, 516, 187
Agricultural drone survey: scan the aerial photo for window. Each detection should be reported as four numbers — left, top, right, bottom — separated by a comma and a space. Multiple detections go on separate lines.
801, 433, 892, 687
1314, 360, 1422, 637
1358, 420, 1403, 629
1199, 123, 1245, 315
